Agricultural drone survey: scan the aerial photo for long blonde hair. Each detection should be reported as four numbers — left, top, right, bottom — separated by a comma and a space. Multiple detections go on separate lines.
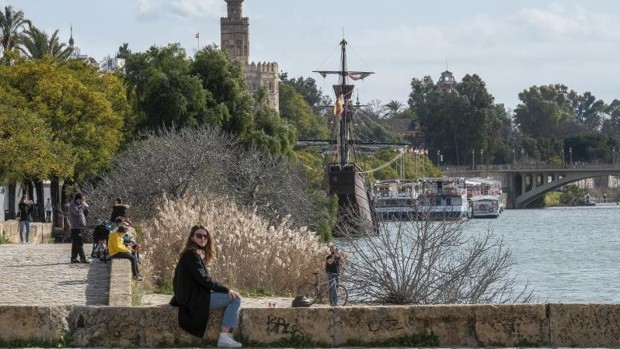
183, 224, 217, 265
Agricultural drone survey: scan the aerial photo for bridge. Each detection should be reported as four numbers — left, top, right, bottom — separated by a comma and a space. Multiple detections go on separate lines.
443, 163, 620, 209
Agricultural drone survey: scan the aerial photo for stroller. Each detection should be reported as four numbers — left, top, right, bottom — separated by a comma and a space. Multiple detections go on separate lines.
91, 220, 113, 262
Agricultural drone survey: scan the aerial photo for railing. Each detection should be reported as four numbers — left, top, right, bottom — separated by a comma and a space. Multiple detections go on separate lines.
441, 162, 620, 172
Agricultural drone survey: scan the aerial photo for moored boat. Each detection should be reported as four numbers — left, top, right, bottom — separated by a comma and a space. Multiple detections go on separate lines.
371, 177, 469, 221
466, 178, 504, 218
372, 179, 419, 220
469, 195, 501, 219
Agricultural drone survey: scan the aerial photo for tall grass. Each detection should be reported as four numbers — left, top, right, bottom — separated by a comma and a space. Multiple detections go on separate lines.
140, 194, 325, 296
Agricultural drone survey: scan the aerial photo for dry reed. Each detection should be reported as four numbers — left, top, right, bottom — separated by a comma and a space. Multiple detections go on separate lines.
140, 193, 325, 296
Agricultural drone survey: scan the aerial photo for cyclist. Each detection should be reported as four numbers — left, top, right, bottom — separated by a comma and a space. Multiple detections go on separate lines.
325, 245, 343, 306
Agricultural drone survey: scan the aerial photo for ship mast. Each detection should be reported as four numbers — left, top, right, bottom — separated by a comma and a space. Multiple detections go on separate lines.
314, 39, 373, 167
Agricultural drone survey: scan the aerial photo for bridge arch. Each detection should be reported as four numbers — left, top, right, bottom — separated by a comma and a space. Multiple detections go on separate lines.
506, 168, 620, 208
443, 165, 620, 209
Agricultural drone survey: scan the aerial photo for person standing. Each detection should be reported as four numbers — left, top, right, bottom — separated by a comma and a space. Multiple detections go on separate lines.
68, 193, 89, 263
110, 197, 129, 222
44, 198, 52, 222
17, 195, 34, 243
325, 245, 342, 306
169, 225, 242, 347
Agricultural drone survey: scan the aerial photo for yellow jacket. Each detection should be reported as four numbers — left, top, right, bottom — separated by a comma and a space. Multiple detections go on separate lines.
108, 231, 130, 256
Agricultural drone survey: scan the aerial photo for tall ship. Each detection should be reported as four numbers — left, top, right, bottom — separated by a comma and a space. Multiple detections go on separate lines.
315, 39, 376, 234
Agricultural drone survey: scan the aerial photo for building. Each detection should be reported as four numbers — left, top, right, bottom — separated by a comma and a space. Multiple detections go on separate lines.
99, 56, 125, 73
437, 70, 457, 92
220, 0, 279, 110
67, 26, 98, 66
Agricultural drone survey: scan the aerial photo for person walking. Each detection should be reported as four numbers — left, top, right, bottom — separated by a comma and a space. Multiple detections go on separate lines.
17, 195, 34, 243
325, 245, 342, 306
67, 193, 89, 263
169, 225, 242, 347
44, 198, 52, 222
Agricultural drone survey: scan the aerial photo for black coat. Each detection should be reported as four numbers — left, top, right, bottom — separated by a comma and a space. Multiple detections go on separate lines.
18, 202, 33, 221
110, 204, 128, 221
170, 250, 229, 337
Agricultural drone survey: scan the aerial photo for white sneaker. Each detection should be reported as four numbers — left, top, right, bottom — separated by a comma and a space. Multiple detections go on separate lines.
217, 333, 242, 348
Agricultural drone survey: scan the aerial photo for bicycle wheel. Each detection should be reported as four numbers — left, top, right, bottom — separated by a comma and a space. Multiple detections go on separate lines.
296, 282, 318, 305
336, 285, 348, 306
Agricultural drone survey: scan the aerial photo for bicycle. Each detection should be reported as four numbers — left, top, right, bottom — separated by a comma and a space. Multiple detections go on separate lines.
296, 272, 348, 306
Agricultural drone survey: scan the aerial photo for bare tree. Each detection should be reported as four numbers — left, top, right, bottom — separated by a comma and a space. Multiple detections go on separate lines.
81, 126, 331, 234
338, 210, 532, 304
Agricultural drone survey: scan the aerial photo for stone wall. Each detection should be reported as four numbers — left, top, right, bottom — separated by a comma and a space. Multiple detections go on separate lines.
3, 303, 620, 347
0, 220, 52, 243
108, 259, 132, 306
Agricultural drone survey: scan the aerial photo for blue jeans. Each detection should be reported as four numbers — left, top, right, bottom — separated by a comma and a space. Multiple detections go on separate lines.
210, 291, 241, 328
111, 252, 140, 277
19, 220, 31, 243
327, 272, 340, 306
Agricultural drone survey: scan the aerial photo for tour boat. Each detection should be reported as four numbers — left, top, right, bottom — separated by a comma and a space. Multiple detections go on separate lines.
466, 178, 504, 218
469, 195, 501, 218
372, 177, 469, 220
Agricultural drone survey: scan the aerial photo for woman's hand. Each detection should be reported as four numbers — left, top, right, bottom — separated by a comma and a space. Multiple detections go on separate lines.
228, 289, 240, 299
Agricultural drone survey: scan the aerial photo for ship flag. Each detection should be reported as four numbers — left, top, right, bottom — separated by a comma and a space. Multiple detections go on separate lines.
333, 96, 344, 116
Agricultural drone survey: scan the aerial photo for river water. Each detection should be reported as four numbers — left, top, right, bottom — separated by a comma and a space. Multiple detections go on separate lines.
464, 204, 620, 303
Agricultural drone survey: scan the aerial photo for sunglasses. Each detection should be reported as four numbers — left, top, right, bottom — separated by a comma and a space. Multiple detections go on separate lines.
194, 233, 209, 239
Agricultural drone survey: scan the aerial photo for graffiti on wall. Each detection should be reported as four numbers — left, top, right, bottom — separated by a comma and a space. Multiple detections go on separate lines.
266, 315, 306, 336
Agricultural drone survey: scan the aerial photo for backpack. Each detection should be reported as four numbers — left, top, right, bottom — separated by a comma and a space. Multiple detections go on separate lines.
91, 222, 113, 262
93, 241, 111, 262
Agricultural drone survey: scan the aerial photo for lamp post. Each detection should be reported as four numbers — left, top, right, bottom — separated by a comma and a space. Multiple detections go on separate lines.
569, 147, 573, 167
480, 149, 484, 168
436, 150, 441, 168
561, 148, 565, 168
472, 149, 475, 170
521, 149, 524, 166
512, 149, 515, 165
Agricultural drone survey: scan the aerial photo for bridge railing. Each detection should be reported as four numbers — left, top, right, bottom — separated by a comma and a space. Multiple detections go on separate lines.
441, 162, 620, 172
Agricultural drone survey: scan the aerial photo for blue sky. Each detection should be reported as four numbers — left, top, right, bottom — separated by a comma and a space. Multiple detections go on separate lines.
4, 0, 620, 110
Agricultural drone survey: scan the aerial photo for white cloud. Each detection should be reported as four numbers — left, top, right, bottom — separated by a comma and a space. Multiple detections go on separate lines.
134, 0, 223, 20
515, 4, 620, 41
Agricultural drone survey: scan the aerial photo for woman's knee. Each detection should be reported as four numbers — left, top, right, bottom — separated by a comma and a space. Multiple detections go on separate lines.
232, 296, 242, 306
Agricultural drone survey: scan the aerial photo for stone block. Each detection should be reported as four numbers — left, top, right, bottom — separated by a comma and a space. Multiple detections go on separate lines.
67, 306, 224, 347
28, 223, 52, 244
549, 303, 620, 347
407, 305, 477, 346
335, 306, 410, 345
1, 221, 19, 243
0, 306, 70, 341
68, 306, 148, 347
473, 303, 549, 347
108, 259, 132, 306
241, 307, 333, 346
142, 306, 223, 346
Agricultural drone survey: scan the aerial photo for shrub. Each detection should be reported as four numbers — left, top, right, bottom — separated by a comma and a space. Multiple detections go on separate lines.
338, 211, 533, 304
140, 193, 324, 295
82, 126, 333, 241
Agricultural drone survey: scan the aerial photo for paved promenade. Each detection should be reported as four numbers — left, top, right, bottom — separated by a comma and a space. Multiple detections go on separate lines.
0, 243, 109, 306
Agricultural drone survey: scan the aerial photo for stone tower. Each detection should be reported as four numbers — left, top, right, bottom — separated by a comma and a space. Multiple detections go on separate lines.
220, 0, 279, 110
438, 70, 457, 92
220, 0, 249, 64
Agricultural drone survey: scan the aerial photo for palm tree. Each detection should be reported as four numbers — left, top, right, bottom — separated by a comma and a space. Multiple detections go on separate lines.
20, 25, 72, 60
384, 100, 404, 118
117, 42, 131, 59
0, 6, 30, 62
